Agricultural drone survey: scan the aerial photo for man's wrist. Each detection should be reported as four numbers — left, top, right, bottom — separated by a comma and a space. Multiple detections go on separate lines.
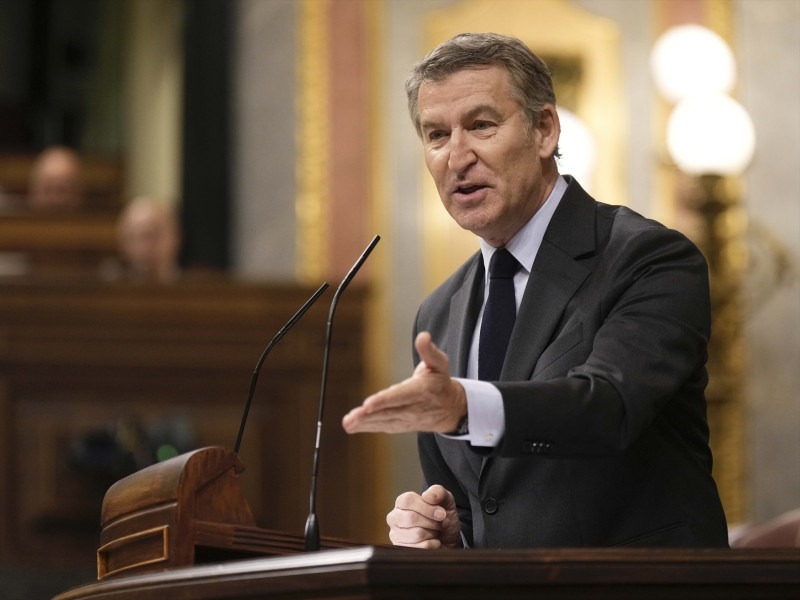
445, 379, 468, 434
455, 413, 469, 435
453, 378, 505, 447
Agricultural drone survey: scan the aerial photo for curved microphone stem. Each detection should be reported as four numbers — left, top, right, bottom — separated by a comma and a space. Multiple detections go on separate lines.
305, 235, 380, 551
234, 282, 329, 455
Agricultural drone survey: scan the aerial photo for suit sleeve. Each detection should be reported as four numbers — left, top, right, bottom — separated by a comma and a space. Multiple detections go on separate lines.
495, 225, 712, 458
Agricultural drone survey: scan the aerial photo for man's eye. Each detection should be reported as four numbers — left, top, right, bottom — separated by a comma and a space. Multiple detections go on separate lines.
474, 121, 492, 130
428, 131, 446, 141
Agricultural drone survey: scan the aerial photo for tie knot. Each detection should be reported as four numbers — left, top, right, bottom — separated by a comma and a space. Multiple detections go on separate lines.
489, 248, 519, 279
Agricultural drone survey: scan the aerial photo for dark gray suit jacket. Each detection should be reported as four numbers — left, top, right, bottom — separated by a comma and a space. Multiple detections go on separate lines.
415, 176, 728, 548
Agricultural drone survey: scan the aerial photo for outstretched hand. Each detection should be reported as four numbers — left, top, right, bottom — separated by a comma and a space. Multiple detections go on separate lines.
342, 331, 466, 434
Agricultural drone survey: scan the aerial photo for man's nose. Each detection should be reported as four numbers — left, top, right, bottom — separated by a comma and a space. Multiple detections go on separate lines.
447, 130, 476, 173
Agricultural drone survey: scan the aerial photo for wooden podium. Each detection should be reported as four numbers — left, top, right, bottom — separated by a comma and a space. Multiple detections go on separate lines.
56, 545, 800, 600
50, 443, 800, 599
96, 446, 356, 580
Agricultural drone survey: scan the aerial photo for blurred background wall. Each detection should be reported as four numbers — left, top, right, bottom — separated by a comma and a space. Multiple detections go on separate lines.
0, 0, 797, 597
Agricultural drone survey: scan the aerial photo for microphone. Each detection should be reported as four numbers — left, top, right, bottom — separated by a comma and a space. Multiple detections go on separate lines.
304, 235, 380, 551
233, 282, 329, 455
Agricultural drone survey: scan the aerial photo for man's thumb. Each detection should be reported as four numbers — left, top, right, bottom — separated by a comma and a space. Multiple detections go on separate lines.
415, 332, 448, 373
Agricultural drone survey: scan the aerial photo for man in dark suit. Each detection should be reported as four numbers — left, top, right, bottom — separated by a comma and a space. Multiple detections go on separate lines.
342, 32, 728, 549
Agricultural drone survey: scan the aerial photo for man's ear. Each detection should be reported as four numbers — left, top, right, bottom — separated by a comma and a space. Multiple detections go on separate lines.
536, 104, 561, 159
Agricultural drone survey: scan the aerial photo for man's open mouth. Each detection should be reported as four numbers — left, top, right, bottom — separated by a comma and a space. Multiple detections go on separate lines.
456, 185, 485, 195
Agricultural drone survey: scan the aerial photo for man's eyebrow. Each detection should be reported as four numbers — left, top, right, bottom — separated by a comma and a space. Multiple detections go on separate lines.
463, 104, 504, 122
419, 117, 443, 133
420, 104, 506, 132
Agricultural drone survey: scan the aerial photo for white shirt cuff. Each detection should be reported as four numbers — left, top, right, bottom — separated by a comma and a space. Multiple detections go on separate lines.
439, 378, 505, 447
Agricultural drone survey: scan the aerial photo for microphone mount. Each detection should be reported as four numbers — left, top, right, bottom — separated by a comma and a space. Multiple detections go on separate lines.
234, 282, 329, 455
304, 235, 380, 551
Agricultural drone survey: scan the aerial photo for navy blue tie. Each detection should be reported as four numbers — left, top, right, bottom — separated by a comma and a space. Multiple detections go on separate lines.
478, 248, 520, 381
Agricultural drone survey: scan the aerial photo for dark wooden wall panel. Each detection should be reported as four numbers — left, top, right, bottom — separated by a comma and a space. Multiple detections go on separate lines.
0, 279, 375, 569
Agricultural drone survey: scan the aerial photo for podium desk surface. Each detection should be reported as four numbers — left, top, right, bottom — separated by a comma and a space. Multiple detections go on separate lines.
54, 545, 800, 600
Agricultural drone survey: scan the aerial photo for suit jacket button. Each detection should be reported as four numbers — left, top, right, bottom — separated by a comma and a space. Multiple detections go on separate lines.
483, 498, 498, 514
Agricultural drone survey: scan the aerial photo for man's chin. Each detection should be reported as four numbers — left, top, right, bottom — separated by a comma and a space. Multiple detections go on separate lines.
445, 204, 489, 231
451, 216, 489, 238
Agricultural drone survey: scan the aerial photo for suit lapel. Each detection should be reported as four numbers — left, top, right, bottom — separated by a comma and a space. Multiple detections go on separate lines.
502, 245, 590, 381
440, 253, 485, 478
502, 178, 597, 382
446, 253, 484, 378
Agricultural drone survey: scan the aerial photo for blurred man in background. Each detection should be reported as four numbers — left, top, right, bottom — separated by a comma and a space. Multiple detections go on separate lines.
115, 197, 182, 283
28, 145, 84, 211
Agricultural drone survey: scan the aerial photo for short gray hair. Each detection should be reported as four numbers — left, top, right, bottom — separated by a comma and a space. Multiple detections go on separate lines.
405, 32, 557, 138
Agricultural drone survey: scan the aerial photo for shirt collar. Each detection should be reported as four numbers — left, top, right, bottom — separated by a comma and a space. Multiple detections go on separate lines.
479, 174, 568, 276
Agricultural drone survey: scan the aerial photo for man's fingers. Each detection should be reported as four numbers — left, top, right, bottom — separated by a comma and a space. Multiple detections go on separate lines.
420, 484, 455, 512
386, 507, 442, 531
341, 406, 365, 433
389, 527, 443, 548
342, 405, 419, 434
361, 382, 421, 413
386, 488, 460, 549
394, 491, 446, 519
387, 506, 445, 530
386, 498, 446, 548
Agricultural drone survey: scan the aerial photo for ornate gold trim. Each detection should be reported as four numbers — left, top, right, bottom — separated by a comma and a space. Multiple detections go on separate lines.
364, 0, 393, 544
296, 0, 329, 282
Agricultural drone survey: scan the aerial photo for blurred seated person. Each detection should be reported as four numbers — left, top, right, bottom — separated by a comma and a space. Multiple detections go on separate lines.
28, 145, 85, 211
113, 196, 182, 283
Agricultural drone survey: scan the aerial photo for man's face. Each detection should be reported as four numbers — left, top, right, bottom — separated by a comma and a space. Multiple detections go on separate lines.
120, 205, 178, 277
417, 64, 555, 247
30, 152, 82, 210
